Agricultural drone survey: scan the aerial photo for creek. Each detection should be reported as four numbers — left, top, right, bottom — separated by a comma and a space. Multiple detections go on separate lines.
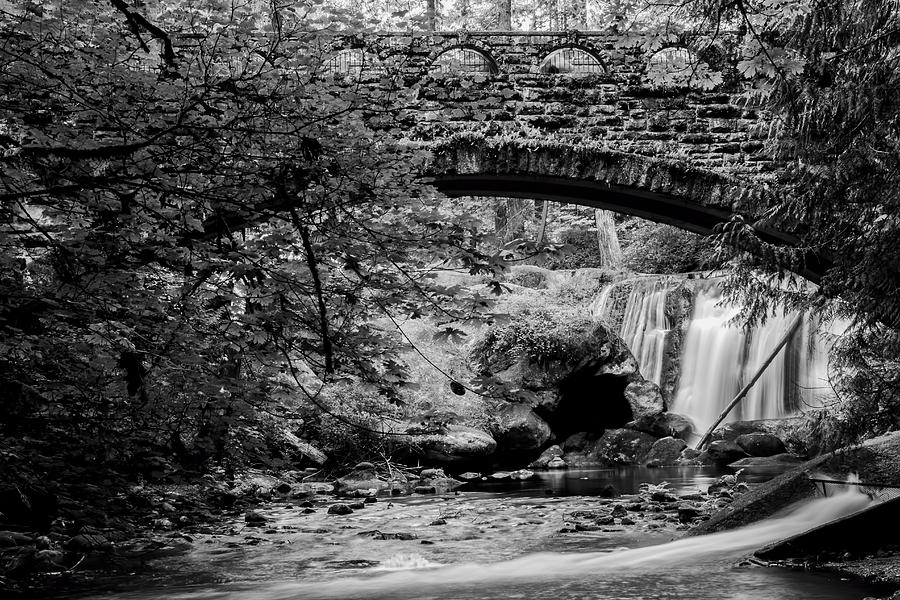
60, 468, 887, 600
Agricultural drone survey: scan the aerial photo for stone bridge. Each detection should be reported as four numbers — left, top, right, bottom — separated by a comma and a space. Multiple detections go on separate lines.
318, 31, 826, 280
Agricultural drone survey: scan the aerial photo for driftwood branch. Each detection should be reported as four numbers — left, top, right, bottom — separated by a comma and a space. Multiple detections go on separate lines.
695, 314, 804, 450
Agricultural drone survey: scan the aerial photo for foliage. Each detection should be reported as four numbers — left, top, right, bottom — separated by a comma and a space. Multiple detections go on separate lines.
0, 0, 511, 472
471, 307, 597, 366
620, 219, 722, 274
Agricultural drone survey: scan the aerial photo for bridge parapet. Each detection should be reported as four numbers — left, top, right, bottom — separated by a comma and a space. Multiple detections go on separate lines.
317, 31, 777, 181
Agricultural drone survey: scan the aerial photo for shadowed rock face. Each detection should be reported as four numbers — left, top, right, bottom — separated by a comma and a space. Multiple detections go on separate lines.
469, 318, 664, 454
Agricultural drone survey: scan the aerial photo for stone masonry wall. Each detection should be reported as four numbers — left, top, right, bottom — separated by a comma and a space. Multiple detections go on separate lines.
320, 31, 777, 180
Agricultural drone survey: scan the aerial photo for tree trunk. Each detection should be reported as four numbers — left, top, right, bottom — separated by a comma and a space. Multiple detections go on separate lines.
497, 0, 511, 29
594, 209, 622, 267
426, 0, 438, 30
495, 198, 528, 242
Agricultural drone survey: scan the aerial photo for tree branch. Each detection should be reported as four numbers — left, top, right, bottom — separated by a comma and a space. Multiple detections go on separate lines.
109, 0, 177, 68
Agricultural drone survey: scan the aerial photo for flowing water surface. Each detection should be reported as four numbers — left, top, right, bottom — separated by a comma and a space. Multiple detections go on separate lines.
64, 469, 888, 600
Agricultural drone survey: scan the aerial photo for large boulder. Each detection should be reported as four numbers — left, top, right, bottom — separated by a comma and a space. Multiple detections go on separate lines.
413, 425, 497, 465
623, 380, 665, 420
735, 433, 787, 457
469, 315, 657, 439
491, 404, 552, 452
563, 428, 657, 467
627, 412, 694, 440
707, 420, 772, 443
643, 436, 687, 466
703, 440, 750, 466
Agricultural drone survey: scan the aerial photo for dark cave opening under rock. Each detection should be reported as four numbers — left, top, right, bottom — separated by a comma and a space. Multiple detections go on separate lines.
547, 369, 634, 439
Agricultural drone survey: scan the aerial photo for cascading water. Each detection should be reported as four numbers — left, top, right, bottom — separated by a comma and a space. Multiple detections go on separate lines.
617, 278, 677, 386
594, 277, 842, 435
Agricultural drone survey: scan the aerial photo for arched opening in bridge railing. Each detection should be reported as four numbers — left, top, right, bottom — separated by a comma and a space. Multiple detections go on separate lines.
429, 46, 499, 75
645, 47, 723, 90
323, 48, 385, 81
539, 46, 605, 75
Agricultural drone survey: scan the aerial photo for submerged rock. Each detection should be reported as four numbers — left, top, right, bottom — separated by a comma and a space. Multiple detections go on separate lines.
327, 504, 354, 515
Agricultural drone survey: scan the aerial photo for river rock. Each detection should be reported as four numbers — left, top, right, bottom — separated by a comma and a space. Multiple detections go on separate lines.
244, 510, 268, 525
336, 463, 388, 494
622, 380, 665, 420
643, 437, 688, 466
458, 472, 481, 480
707, 420, 771, 443
676, 447, 703, 465
64, 533, 112, 552
547, 457, 567, 469
293, 482, 335, 496
0, 532, 34, 547
677, 505, 702, 523
413, 485, 437, 494
528, 445, 563, 469
419, 468, 460, 485
327, 504, 353, 515
704, 440, 750, 466
627, 412, 694, 440
564, 428, 657, 467
735, 433, 787, 457
413, 425, 498, 464
491, 403, 552, 452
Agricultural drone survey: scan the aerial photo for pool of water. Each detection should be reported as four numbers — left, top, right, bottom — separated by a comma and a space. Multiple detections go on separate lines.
461, 466, 732, 496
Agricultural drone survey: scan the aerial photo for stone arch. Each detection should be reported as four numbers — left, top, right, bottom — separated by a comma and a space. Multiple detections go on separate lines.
322, 48, 384, 80
429, 45, 499, 75
425, 137, 831, 283
539, 45, 606, 75
645, 46, 722, 90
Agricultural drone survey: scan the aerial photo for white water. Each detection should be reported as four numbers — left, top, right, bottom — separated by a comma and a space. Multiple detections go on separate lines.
618, 278, 677, 385
161, 485, 870, 600
595, 278, 842, 434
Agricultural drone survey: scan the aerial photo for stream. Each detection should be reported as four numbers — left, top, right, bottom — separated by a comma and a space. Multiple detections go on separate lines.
58, 468, 889, 600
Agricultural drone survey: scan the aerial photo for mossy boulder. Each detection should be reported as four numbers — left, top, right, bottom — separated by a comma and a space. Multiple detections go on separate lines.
469, 310, 663, 440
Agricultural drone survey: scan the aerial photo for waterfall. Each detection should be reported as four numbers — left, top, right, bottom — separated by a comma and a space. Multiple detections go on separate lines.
593, 277, 842, 434
617, 278, 678, 386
